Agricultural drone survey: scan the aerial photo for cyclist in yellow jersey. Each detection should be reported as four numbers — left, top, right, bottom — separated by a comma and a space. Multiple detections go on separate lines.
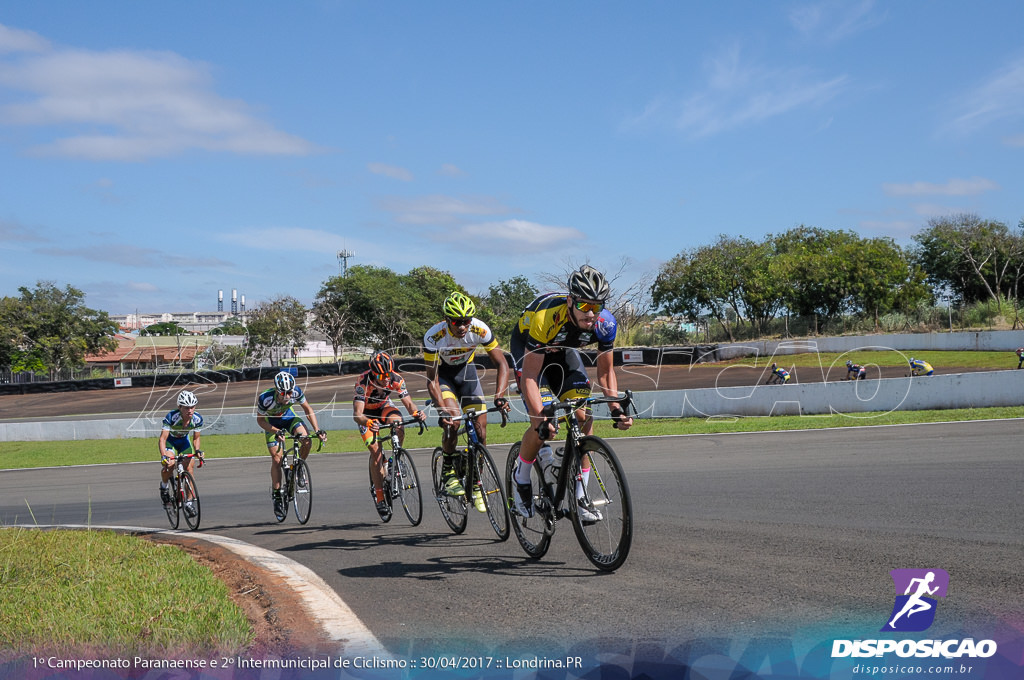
509, 265, 633, 524
424, 292, 511, 509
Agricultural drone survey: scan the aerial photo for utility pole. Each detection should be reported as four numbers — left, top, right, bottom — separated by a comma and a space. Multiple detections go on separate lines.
337, 249, 355, 277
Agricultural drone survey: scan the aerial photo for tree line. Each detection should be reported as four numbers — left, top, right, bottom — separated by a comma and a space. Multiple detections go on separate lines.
3, 212, 1021, 376
652, 214, 1024, 341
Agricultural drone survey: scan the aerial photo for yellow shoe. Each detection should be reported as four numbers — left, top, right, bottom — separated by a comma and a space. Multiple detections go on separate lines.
472, 485, 486, 513
443, 471, 465, 496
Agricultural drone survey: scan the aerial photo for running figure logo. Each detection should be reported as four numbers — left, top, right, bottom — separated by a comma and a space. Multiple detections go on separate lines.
881, 568, 949, 632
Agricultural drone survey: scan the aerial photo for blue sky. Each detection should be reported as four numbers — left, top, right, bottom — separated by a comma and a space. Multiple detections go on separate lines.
1, 1, 1022, 314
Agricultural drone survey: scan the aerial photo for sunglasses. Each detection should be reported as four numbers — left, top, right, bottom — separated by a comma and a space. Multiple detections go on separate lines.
573, 300, 604, 313
447, 317, 472, 328
370, 373, 389, 385
276, 389, 293, 397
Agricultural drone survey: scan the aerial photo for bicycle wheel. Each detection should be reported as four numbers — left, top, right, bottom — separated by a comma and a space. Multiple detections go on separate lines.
180, 471, 201, 531
394, 449, 423, 526
292, 458, 313, 525
165, 477, 180, 529
474, 444, 509, 541
568, 436, 633, 571
431, 447, 468, 534
504, 442, 551, 559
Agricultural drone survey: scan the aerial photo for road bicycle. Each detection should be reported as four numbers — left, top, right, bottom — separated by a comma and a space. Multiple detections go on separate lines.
766, 372, 789, 385
430, 405, 510, 541
164, 451, 202, 531
505, 391, 635, 571
273, 432, 322, 524
368, 417, 425, 525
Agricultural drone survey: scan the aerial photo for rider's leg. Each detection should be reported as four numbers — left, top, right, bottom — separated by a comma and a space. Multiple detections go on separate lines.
368, 443, 385, 502
295, 422, 311, 459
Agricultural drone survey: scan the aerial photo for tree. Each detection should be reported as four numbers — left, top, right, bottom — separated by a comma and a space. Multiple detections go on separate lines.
912, 214, 1024, 310
478, 276, 538, 340
0, 281, 117, 377
245, 295, 308, 365
652, 243, 740, 341
141, 321, 188, 336
209, 318, 247, 335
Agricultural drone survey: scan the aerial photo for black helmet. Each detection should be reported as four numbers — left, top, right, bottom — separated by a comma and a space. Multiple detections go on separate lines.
567, 264, 609, 302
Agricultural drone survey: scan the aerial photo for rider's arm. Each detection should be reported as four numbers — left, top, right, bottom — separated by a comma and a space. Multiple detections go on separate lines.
158, 428, 170, 458
519, 350, 547, 420
597, 349, 633, 429
299, 400, 322, 434
486, 346, 510, 403
191, 430, 201, 453
352, 400, 373, 428
256, 415, 281, 437
400, 394, 423, 419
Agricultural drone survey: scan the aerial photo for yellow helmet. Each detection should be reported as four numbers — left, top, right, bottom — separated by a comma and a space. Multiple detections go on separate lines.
443, 292, 475, 319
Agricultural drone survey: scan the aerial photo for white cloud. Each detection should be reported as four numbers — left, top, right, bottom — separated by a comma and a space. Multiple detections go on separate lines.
0, 23, 49, 54
882, 177, 1000, 197
0, 218, 47, 242
789, 0, 885, 43
376, 194, 511, 225
631, 44, 847, 138
946, 57, 1024, 135
368, 162, 414, 181
0, 27, 319, 161
439, 163, 465, 177
37, 244, 233, 268
422, 219, 586, 255
1003, 133, 1024, 147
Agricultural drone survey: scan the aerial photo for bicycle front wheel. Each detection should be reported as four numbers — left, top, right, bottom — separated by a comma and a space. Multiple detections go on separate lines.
292, 459, 313, 525
474, 444, 509, 541
165, 477, 180, 530
180, 471, 201, 531
431, 447, 468, 534
394, 449, 422, 526
505, 442, 551, 559
569, 436, 633, 571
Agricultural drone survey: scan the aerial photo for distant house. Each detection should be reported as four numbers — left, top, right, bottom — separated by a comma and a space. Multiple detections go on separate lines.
85, 336, 209, 373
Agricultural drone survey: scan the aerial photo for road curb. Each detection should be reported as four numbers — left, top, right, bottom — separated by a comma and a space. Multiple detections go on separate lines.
15, 524, 390, 658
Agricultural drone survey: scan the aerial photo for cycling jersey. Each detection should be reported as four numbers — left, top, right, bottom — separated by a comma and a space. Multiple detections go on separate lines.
847, 364, 866, 379
162, 409, 203, 441
772, 367, 790, 381
510, 293, 617, 361
909, 360, 934, 375
423, 318, 499, 366
256, 386, 307, 418
354, 370, 409, 411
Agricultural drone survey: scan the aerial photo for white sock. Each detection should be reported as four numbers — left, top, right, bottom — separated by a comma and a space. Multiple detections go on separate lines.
514, 456, 534, 485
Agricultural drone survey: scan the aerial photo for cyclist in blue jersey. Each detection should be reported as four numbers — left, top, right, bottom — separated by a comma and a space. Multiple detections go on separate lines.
846, 360, 867, 380
256, 371, 326, 520
1016, 348, 1023, 369
768, 363, 791, 384
158, 390, 203, 516
509, 265, 632, 524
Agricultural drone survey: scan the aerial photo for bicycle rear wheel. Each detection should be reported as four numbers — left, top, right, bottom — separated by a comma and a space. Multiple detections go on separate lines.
569, 436, 632, 571
180, 471, 201, 531
505, 442, 551, 559
394, 449, 423, 526
165, 477, 180, 529
473, 444, 509, 541
431, 447, 468, 534
292, 458, 313, 524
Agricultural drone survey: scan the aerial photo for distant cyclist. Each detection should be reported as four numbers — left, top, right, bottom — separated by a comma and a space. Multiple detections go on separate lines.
256, 371, 327, 520
1016, 348, 1024, 369
424, 292, 511, 511
768, 363, 791, 384
846, 360, 867, 380
158, 390, 204, 516
509, 264, 633, 524
909, 357, 934, 376
352, 351, 427, 519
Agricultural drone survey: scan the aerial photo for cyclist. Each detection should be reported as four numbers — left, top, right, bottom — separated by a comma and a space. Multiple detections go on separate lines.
352, 351, 427, 520
424, 292, 511, 512
909, 357, 934, 376
769, 363, 791, 384
1016, 348, 1023, 369
158, 389, 204, 517
509, 264, 633, 524
846, 360, 867, 380
256, 371, 327, 521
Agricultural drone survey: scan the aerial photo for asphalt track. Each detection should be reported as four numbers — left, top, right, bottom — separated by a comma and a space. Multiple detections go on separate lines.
2, 418, 1022, 665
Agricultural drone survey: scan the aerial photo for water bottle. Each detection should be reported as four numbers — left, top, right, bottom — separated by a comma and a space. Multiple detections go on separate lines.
537, 445, 556, 485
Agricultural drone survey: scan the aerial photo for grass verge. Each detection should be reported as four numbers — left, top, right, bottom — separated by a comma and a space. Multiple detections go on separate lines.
3, 405, 1024, 470
0, 527, 251, 658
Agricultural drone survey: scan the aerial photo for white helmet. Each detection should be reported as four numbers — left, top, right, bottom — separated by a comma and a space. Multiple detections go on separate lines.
274, 371, 296, 393
177, 390, 198, 407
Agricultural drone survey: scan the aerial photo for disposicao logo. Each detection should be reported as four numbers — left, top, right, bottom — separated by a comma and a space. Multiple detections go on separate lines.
882, 568, 948, 632
832, 568, 997, 659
